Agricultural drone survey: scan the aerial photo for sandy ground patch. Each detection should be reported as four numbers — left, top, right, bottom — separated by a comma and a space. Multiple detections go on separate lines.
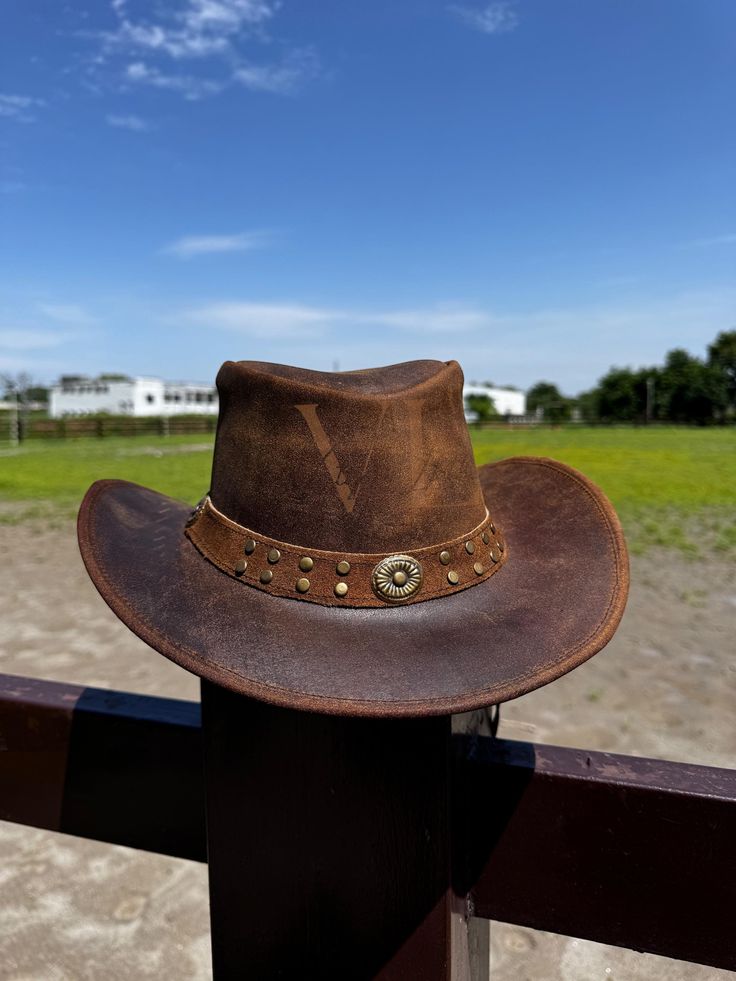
0, 522, 734, 979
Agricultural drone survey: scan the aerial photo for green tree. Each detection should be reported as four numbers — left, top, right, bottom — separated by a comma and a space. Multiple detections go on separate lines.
465, 393, 499, 422
24, 385, 49, 403
1, 372, 37, 441
658, 349, 727, 425
575, 389, 597, 423
526, 381, 571, 423
707, 329, 736, 415
592, 367, 655, 423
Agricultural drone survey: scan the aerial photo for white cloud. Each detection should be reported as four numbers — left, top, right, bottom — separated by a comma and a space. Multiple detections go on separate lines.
162, 231, 272, 257
4, 287, 731, 391
450, 2, 519, 35
38, 303, 98, 325
124, 61, 224, 99
88, 0, 315, 101
180, 302, 337, 338
0, 353, 70, 376
367, 306, 493, 333
234, 48, 319, 94
183, 0, 275, 33
0, 93, 45, 123
0, 328, 73, 351
687, 232, 736, 248
106, 112, 153, 131
104, 0, 276, 60
172, 287, 736, 393
437, 287, 736, 392
176, 301, 493, 338
594, 275, 640, 289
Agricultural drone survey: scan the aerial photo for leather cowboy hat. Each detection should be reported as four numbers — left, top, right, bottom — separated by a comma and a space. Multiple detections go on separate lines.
77, 359, 629, 717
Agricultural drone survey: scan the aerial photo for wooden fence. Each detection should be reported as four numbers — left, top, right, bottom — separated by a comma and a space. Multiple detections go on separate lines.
2, 414, 217, 441
1, 671, 734, 978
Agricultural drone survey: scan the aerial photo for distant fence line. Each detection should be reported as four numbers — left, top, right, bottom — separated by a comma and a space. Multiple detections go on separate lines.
2, 414, 218, 442
1, 413, 723, 444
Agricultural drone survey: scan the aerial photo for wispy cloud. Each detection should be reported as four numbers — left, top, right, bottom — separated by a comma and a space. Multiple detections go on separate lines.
594, 274, 640, 289
0, 351, 75, 376
180, 301, 336, 338
367, 306, 492, 333
104, 0, 276, 60
0, 305, 99, 378
234, 48, 319, 94
106, 112, 153, 131
176, 301, 493, 337
172, 287, 736, 392
450, 2, 519, 35
86, 0, 318, 101
38, 303, 98, 326
0, 328, 75, 351
0, 93, 45, 123
6, 287, 733, 390
162, 231, 273, 258
0, 180, 26, 194
686, 232, 736, 249
124, 60, 224, 100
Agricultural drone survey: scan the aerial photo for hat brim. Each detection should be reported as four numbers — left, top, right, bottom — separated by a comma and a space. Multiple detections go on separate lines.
77, 457, 628, 718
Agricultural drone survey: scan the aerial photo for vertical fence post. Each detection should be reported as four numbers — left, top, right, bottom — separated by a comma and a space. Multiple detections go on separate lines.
9, 394, 19, 446
201, 682, 485, 980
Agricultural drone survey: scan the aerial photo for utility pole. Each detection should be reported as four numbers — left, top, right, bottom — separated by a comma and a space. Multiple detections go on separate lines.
646, 376, 655, 424
11, 389, 19, 445
5, 380, 19, 447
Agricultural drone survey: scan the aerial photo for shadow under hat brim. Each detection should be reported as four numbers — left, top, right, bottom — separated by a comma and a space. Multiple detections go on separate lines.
77, 457, 629, 718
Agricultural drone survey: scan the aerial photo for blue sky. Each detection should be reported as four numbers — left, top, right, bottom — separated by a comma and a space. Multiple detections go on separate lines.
1, 0, 734, 394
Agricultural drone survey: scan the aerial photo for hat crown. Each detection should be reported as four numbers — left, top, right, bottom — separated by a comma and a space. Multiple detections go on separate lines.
209, 359, 487, 552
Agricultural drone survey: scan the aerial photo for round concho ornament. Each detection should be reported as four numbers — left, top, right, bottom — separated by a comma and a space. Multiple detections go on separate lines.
371, 554, 423, 604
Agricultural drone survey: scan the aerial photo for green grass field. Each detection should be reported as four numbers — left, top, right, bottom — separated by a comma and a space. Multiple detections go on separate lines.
1, 427, 735, 554
472, 427, 736, 554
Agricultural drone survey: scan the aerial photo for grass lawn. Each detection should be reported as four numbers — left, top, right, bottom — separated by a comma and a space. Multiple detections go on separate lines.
1, 427, 735, 554
472, 426, 736, 554
0, 435, 213, 521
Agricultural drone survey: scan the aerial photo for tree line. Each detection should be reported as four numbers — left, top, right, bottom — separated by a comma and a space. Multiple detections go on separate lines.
527, 329, 736, 425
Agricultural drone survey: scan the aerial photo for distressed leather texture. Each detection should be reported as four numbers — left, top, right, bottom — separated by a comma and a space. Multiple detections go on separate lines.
77, 358, 630, 718
210, 360, 487, 553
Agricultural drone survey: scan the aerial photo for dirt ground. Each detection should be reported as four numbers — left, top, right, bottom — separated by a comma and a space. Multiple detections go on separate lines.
0, 521, 734, 979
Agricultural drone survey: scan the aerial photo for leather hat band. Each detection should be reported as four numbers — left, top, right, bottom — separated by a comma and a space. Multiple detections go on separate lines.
185, 496, 508, 608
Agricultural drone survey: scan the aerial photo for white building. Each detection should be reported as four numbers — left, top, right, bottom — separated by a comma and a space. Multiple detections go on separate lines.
49, 376, 219, 418
49, 375, 522, 421
462, 384, 526, 421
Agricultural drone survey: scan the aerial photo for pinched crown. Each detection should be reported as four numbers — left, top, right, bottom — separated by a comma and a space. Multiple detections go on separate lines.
209, 359, 488, 554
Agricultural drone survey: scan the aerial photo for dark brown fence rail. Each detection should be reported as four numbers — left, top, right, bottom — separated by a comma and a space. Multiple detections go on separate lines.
1, 671, 734, 974
1, 414, 217, 440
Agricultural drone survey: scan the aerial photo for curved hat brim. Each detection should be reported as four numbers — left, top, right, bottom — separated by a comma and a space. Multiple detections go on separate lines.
77, 457, 628, 718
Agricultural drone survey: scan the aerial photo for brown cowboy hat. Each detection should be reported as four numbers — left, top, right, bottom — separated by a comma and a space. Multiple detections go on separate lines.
77, 359, 629, 718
